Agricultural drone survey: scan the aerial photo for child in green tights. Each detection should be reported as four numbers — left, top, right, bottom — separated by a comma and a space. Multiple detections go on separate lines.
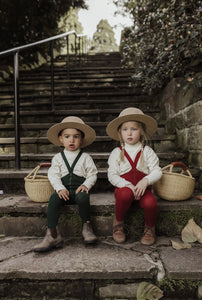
34, 116, 98, 252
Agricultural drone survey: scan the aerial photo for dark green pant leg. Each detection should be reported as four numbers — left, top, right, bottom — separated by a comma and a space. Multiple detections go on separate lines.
47, 192, 66, 228
75, 191, 91, 224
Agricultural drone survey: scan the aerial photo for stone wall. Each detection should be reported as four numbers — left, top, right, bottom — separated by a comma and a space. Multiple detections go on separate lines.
160, 72, 202, 189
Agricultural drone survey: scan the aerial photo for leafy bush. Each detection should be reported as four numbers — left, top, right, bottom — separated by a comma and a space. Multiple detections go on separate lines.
118, 0, 202, 94
0, 0, 86, 52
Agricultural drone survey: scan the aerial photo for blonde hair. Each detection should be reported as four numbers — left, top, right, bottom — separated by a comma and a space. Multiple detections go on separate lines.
118, 121, 149, 161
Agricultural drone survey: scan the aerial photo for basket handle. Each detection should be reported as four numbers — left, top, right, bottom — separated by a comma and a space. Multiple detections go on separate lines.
25, 163, 51, 180
39, 163, 51, 167
171, 161, 187, 171
162, 161, 193, 178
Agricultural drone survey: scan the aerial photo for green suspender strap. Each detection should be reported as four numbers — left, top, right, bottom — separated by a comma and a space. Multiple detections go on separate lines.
61, 149, 83, 174
60, 149, 85, 190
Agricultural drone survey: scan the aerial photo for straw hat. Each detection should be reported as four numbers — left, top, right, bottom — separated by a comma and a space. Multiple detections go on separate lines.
47, 116, 96, 147
106, 107, 157, 140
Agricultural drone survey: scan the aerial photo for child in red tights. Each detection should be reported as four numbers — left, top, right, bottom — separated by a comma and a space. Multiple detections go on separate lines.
106, 107, 162, 245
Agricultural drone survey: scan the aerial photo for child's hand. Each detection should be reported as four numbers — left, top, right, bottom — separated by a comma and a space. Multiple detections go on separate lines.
58, 189, 69, 201
134, 178, 149, 199
75, 184, 88, 194
125, 183, 139, 200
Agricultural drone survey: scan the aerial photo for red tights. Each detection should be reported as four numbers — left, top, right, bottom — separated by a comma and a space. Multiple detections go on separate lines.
114, 187, 158, 227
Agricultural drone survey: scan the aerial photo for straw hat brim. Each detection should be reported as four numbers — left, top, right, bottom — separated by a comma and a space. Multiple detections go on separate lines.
47, 121, 96, 147
106, 114, 157, 140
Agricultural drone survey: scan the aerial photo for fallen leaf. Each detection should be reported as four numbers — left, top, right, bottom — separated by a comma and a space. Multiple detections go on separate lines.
137, 282, 163, 300
181, 218, 202, 243
171, 240, 191, 250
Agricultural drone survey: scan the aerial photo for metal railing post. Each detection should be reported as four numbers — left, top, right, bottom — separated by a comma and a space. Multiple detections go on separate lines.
82, 36, 84, 56
14, 51, 21, 169
74, 34, 77, 65
78, 36, 81, 65
66, 35, 70, 79
50, 40, 55, 111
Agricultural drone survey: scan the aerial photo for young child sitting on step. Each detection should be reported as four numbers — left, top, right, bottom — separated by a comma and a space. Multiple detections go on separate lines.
106, 107, 162, 245
34, 116, 98, 252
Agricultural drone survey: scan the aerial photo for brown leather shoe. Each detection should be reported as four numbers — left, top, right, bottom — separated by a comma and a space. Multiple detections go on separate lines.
113, 222, 126, 243
82, 222, 98, 244
141, 226, 156, 245
34, 227, 63, 252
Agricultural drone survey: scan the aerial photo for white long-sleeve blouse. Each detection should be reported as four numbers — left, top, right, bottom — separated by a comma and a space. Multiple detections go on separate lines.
48, 149, 97, 192
107, 142, 162, 188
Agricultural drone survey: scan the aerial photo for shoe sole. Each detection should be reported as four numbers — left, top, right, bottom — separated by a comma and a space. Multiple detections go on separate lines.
34, 240, 64, 253
140, 240, 155, 246
83, 238, 98, 245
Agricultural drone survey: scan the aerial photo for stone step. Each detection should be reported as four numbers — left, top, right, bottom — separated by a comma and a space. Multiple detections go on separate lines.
2, 72, 132, 82
0, 134, 176, 154
18, 68, 135, 78
0, 235, 201, 299
64, 51, 121, 60
0, 193, 201, 300
18, 70, 134, 80
0, 68, 134, 89
0, 91, 150, 109
19, 65, 133, 75
0, 118, 165, 137
1, 65, 134, 89
0, 193, 201, 238
0, 85, 133, 97
0, 97, 154, 113
64, 59, 122, 67
16, 78, 132, 88
0, 108, 161, 124
18, 71, 134, 81
0, 152, 186, 169
0, 76, 133, 89
0, 122, 110, 137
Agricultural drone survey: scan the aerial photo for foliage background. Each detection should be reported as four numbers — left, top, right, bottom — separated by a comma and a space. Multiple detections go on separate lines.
0, 0, 86, 52
116, 0, 202, 94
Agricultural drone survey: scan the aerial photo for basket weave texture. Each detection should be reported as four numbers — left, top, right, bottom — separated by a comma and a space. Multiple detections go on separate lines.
153, 162, 195, 201
24, 164, 54, 203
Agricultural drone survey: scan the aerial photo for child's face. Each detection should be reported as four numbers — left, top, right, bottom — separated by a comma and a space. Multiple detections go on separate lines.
59, 128, 83, 151
120, 121, 142, 145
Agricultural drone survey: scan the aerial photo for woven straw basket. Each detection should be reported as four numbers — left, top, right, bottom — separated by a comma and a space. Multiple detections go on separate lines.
24, 163, 54, 203
153, 162, 195, 201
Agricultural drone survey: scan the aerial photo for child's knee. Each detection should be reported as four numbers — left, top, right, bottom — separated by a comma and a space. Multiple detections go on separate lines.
141, 192, 157, 209
115, 187, 134, 202
75, 191, 89, 205
48, 192, 62, 208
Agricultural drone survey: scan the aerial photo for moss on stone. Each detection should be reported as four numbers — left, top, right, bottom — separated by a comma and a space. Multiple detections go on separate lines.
156, 209, 202, 236
125, 207, 145, 240
158, 278, 201, 298
59, 212, 82, 236
123, 206, 202, 238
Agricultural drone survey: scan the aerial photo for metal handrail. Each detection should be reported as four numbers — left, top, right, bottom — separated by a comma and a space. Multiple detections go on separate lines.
0, 30, 87, 169
0, 30, 85, 57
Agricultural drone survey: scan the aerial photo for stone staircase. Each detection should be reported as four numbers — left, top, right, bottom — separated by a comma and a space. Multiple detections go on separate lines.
0, 52, 201, 300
